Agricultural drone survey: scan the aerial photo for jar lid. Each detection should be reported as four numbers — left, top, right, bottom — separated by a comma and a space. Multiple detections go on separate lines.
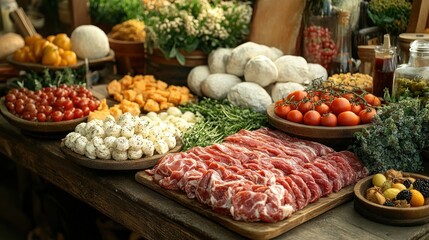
410, 40, 429, 53
399, 33, 429, 43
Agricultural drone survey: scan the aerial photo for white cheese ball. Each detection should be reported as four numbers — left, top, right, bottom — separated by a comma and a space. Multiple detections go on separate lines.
244, 55, 278, 87
227, 82, 272, 113
135, 118, 151, 134
73, 136, 88, 155
208, 48, 233, 74
96, 145, 112, 160
154, 139, 169, 155
163, 135, 177, 149
187, 65, 211, 96
112, 150, 128, 161
118, 112, 135, 127
201, 73, 241, 100
104, 136, 117, 150
75, 122, 87, 136
128, 149, 143, 160
181, 111, 196, 123
157, 112, 169, 121
85, 142, 97, 159
64, 132, 81, 149
88, 125, 105, 139
105, 124, 122, 137
129, 134, 145, 150
120, 125, 135, 138
141, 139, 155, 157
275, 55, 310, 83
166, 106, 182, 117
146, 112, 158, 121
71, 25, 110, 59
91, 136, 104, 148
271, 82, 305, 102
115, 137, 130, 152
103, 120, 115, 132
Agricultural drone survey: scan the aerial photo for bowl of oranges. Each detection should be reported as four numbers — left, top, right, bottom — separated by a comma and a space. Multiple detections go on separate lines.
353, 169, 429, 226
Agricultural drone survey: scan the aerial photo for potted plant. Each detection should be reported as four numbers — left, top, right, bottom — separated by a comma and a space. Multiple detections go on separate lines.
88, 0, 144, 32
142, 0, 253, 66
367, 0, 412, 36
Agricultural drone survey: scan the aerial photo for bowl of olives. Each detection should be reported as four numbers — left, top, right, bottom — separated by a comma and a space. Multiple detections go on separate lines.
354, 169, 429, 226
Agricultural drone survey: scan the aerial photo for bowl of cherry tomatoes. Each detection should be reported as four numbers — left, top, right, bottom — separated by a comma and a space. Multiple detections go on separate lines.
267, 89, 380, 150
0, 84, 100, 134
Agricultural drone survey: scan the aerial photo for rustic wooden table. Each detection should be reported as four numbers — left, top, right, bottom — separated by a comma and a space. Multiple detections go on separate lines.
1, 114, 429, 240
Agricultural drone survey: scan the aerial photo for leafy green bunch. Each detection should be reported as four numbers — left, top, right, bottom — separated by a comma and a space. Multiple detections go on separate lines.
352, 98, 429, 174
367, 0, 412, 35
142, 0, 252, 65
89, 0, 144, 26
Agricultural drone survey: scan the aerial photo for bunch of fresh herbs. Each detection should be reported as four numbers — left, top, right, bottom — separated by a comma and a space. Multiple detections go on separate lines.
13, 68, 86, 91
352, 98, 429, 174
179, 98, 268, 151
367, 0, 412, 35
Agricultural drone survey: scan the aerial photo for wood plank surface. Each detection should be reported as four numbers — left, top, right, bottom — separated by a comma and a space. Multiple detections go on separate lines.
1, 106, 429, 240
135, 171, 354, 240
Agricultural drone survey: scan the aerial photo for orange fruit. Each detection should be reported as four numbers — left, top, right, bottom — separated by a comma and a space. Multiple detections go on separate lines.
410, 189, 425, 207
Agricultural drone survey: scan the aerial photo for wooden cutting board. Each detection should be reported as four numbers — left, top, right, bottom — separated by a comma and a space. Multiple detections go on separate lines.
135, 171, 354, 240
249, 0, 306, 55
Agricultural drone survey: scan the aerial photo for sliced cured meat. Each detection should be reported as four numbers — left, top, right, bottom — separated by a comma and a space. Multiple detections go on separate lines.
284, 176, 307, 210
303, 163, 333, 196
230, 185, 294, 222
146, 128, 367, 223
276, 178, 297, 211
313, 159, 344, 192
232, 129, 315, 163
254, 128, 334, 156
334, 151, 368, 180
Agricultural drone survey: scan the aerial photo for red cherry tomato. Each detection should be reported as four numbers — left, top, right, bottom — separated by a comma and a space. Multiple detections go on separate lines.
37, 112, 46, 122
350, 104, 363, 115
274, 103, 292, 119
303, 110, 321, 126
359, 108, 377, 124
337, 111, 360, 126
320, 113, 337, 127
298, 101, 313, 115
315, 103, 330, 115
73, 108, 84, 119
287, 109, 303, 123
51, 110, 64, 122
330, 97, 352, 115
63, 109, 75, 121
287, 90, 308, 102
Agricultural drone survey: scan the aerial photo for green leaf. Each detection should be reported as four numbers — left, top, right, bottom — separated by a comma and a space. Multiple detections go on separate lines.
176, 52, 186, 66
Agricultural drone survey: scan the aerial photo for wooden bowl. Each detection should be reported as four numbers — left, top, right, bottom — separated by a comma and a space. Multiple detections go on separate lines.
354, 173, 429, 226
0, 97, 86, 134
108, 36, 145, 75
60, 139, 182, 170
266, 103, 370, 150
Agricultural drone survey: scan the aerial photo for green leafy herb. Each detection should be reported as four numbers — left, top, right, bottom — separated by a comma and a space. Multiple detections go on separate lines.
179, 98, 268, 151
15, 68, 86, 91
352, 98, 429, 174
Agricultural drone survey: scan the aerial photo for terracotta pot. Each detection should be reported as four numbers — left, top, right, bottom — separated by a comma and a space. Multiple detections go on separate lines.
108, 36, 145, 75
145, 49, 207, 86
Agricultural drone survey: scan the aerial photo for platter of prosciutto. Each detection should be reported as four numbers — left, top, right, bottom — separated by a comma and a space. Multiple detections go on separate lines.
135, 127, 369, 239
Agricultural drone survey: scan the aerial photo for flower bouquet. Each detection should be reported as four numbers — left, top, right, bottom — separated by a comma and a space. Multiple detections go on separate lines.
142, 0, 253, 65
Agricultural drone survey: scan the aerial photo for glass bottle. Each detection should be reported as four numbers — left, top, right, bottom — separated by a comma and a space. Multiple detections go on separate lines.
328, 10, 352, 75
372, 34, 397, 98
392, 40, 429, 102
302, 0, 337, 70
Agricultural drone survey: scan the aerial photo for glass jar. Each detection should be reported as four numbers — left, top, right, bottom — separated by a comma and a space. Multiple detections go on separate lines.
302, 0, 337, 70
392, 40, 429, 101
